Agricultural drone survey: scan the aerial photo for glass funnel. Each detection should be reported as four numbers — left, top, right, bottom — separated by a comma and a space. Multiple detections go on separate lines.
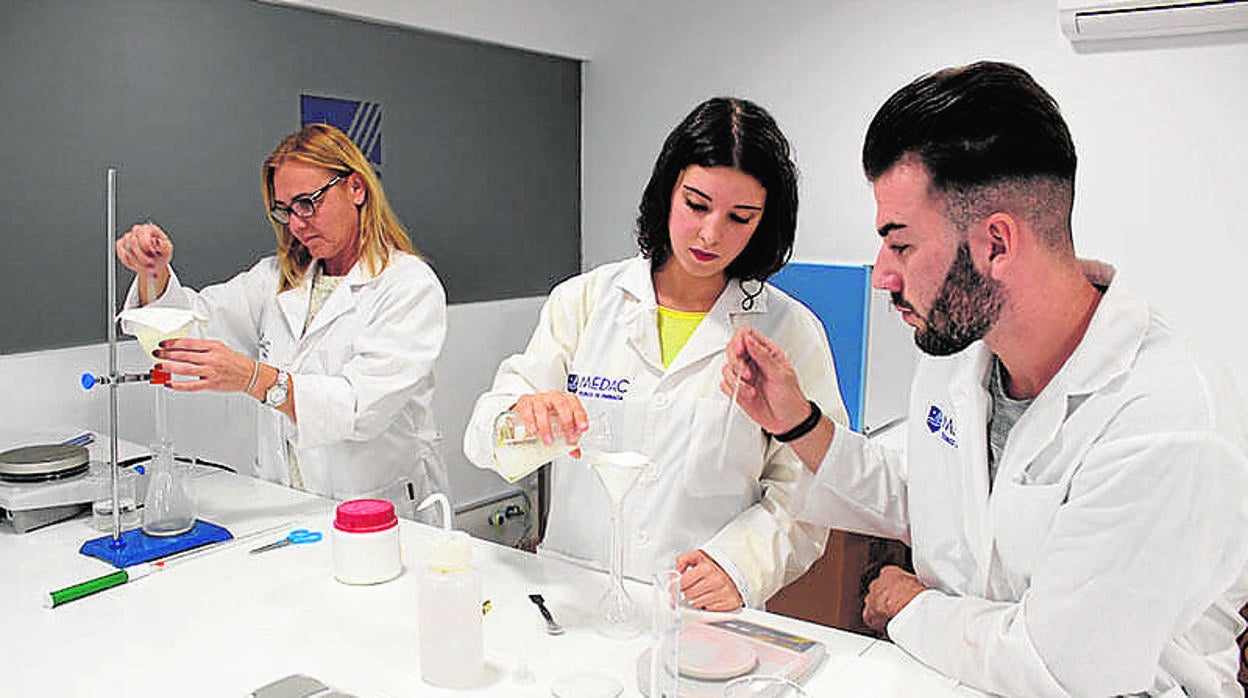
579, 414, 648, 639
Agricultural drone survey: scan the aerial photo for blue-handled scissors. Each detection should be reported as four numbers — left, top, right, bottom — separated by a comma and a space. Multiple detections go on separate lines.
248, 529, 323, 554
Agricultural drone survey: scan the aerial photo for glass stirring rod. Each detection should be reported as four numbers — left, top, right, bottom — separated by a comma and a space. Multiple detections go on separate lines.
715, 351, 746, 471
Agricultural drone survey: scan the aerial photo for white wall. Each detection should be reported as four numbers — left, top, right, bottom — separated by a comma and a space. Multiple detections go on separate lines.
577, 0, 1248, 396
298, 0, 1248, 398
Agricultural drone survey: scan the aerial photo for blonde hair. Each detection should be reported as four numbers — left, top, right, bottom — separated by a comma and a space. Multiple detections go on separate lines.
262, 123, 416, 292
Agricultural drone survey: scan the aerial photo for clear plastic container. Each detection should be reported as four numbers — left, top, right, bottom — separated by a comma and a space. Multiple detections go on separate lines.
418, 530, 484, 688
331, 499, 402, 585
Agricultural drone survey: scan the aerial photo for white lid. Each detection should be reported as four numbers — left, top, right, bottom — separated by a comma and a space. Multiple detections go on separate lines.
425, 530, 472, 573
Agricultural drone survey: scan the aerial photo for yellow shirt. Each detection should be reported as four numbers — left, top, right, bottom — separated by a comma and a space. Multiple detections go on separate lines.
656, 305, 707, 368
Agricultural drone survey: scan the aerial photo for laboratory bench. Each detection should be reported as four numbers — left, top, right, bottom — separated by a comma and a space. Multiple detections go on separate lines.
3, 466, 985, 697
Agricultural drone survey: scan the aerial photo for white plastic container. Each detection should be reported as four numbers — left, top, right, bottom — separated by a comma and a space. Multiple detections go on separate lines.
418, 530, 484, 688
331, 499, 402, 585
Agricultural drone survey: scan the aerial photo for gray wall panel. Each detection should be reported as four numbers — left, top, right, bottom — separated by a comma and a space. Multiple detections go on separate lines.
0, 0, 581, 353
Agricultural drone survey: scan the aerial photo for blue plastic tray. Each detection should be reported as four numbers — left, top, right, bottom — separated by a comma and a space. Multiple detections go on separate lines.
79, 520, 232, 568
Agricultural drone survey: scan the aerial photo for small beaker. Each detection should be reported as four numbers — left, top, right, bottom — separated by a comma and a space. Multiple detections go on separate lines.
92, 468, 140, 532
491, 410, 590, 483
650, 569, 683, 698
142, 441, 195, 536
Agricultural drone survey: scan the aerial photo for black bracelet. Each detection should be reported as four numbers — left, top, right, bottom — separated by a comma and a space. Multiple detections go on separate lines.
767, 400, 822, 443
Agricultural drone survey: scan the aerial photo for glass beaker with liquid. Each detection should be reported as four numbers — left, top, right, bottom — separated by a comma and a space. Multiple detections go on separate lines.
492, 410, 597, 483
91, 467, 140, 532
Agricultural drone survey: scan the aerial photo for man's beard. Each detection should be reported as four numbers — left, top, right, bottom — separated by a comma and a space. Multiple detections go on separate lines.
892, 243, 1005, 357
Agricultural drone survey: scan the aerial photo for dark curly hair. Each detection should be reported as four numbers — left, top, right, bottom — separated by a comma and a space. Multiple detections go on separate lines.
636, 97, 799, 285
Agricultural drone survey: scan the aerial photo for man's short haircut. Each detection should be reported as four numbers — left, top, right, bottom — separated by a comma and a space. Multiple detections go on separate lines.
862, 62, 1078, 248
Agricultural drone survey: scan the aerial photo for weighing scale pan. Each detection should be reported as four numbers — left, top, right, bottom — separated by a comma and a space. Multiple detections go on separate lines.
0, 444, 90, 482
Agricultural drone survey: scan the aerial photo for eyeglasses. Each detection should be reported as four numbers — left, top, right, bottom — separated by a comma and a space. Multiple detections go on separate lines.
269, 174, 345, 225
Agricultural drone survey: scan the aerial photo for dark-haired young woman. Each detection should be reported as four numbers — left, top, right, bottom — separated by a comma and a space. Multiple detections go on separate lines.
465, 98, 847, 611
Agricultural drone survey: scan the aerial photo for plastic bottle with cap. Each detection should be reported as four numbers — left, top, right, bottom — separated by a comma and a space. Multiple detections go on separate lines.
331, 498, 402, 585
417, 494, 483, 689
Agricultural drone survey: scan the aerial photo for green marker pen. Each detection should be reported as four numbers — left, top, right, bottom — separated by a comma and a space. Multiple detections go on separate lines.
45, 563, 159, 608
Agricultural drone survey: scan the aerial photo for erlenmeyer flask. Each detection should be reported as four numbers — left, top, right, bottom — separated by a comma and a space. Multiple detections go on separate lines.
142, 440, 194, 536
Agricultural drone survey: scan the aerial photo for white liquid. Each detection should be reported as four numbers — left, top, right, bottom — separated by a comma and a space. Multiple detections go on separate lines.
493, 437, 571, 483
588, 451, 649, 504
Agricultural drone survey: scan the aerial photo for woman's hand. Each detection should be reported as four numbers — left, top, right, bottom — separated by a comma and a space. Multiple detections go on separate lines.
862, 565, 926, 634
153, 338, 256, 394
117, 222, 173, 304
676, 549, 744, 611
512, 391, 589, 452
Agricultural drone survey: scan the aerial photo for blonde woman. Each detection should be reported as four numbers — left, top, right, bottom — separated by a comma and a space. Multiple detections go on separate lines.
117, 123, 448, 518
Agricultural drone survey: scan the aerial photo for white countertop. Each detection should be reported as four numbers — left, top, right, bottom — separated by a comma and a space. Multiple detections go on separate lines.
4, 467, 982, 697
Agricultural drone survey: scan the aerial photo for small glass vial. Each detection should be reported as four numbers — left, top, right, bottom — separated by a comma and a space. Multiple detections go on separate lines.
418, 530, 484, 688
332, 499, 402, 585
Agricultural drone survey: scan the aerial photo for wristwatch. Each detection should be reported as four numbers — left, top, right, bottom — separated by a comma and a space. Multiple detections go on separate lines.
264, 369, 290, 408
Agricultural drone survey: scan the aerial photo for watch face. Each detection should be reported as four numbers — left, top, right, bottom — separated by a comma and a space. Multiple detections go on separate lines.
266, 372, 289, 407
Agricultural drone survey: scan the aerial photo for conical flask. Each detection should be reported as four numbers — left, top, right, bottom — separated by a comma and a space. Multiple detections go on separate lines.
142, 440, 194, 536
142, 386, 194, 536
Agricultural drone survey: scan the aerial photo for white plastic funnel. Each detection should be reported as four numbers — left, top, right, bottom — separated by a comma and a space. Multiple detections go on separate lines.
118, 307, 204, 359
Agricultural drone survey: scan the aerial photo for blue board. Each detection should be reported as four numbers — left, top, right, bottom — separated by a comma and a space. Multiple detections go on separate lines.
769, 263, 871, 432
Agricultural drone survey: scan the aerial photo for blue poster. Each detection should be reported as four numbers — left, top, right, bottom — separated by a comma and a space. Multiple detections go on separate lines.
300, 95, 382, 167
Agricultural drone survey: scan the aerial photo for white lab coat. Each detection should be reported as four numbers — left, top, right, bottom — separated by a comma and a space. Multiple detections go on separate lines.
129, 253, 448, 518
796, 268, 1248, 697
464, 257, 848, 607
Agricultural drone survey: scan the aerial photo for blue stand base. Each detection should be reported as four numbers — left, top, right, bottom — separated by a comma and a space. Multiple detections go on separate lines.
79, 521, 233, 568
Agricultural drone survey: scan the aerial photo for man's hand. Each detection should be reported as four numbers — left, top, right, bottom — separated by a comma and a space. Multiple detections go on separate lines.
863, 565, 926, 633
721, 326, 811, 435
675, 549, 744, 612
722, 326, 835, 471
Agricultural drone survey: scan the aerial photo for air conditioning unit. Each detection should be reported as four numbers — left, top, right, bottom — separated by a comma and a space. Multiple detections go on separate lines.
1060, 0, 1248, 42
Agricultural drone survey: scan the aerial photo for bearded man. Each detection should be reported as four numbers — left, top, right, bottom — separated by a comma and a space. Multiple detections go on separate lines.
724, 62, 1248, 698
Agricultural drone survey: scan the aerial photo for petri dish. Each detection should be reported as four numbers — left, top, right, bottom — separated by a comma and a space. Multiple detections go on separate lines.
676, 624, 759, 681
550, 670, 623, 698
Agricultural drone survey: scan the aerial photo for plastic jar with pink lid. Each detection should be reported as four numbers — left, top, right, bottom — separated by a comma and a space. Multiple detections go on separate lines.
331, 498, 403, 584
